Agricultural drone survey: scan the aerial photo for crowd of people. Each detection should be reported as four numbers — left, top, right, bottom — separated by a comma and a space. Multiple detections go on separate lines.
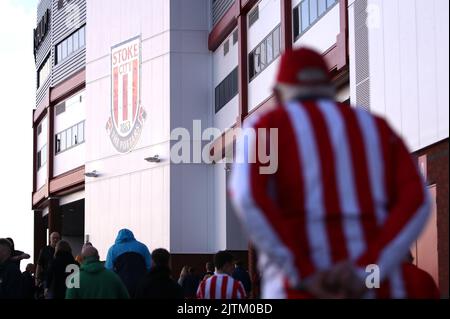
0, 47, 442, 299
0, 229, 252, 299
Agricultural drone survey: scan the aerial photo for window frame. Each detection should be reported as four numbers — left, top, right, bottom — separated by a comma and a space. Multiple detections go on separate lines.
248, 24, 281, 83
54, 120, 86, 155
55, 25, 86, 65
293, 0, 338, 42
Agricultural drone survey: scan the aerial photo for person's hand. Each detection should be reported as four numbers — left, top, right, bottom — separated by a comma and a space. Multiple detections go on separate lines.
322, 261, 367, 298
301, 262, 367, 299
302, 271, 347, 299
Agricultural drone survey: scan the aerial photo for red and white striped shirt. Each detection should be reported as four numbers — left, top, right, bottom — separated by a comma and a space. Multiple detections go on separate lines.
196, 273, 246, 299
229, 99, 430, 299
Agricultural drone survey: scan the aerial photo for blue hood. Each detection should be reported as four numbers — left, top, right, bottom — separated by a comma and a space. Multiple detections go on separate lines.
115, 229, 136, 244
105, 229, 152, 271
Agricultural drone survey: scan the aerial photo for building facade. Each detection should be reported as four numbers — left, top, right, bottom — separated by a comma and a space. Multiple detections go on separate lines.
32, 0, 448, 296
32, 0, 87, 260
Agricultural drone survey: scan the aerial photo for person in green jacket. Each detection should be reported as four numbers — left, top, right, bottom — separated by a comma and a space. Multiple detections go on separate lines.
66, 246, 129, 299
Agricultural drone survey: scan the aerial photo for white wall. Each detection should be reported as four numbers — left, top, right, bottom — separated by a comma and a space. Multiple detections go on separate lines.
36, 116, 47, 190
169, 0, 215, 253
213, 28, 239, 131
85, 0, 172, 258
54, 90, 86, 176
293, 3, 340, 53
247, 0, 281, 111
367, 0, 449, 151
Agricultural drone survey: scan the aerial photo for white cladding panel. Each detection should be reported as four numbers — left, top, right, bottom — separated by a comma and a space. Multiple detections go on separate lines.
367, 0, 449, 151
293, 4, 340, 53
36, 116, 48, 190
85, 0, 172, 257
54, 91, 86, 177
86, 0, 224, 255
247, 0, 281, 111
247, 0, 281, 51
213, 29, 239, 131
169, 0, 216, 253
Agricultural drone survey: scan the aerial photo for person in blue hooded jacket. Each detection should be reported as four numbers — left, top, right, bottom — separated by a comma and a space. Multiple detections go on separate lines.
105, 229, 151, 297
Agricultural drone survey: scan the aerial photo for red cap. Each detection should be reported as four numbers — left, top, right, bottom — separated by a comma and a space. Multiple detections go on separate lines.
276, 47, 331, 86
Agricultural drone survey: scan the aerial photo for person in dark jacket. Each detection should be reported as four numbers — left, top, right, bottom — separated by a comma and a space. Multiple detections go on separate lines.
105, 229, 151, 297
22, 263, 37, 299
232, 260, 252, 296
36, 231, 60, 297
46, 240, 78, 299
66, 246, 129, 299
180, 267, 201, 299
0, 238, 23, 299
135, 248, 184, 299
6, 238, 31, 270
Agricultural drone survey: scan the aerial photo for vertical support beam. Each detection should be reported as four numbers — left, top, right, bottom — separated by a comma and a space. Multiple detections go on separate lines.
47, 104, 55, 191
32, 114, 37, 194
34, 211, 46, 264
237, 12, 248, 127
47, 198, 61, 236
336, 0, 348, 70
281, 0, 293, 51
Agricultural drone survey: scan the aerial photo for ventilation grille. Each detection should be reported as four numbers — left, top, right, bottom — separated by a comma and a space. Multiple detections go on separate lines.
224, 39, 229, 55
248, 6, 259, 28
212, 0, 235, 26
354, 0, 370, 110
55, 102, 66, 116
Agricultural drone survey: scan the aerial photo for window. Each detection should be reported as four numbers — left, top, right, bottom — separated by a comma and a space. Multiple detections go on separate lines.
224, 39, 229, 56
55, 121, 85, 155
58, 0, 64, 9
248, 25, 281, 82
37, 55, 50, 89
55, 102, 66, 116
56, 25, 86, 64
233, 29, 238, 45
293, 0, 338, 40
37, 124, 42, 136
248, 6, 259, 28
37, 145, 47, 170
215, 67, 238, 113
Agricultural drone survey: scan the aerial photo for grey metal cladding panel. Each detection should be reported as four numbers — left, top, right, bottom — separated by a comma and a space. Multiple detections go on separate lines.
36, 77, 51, 106
35, 0, 52, 69
35, 33, 52, 69
356, 79, 370, 110
52, 0, 86, 45
52, 48, 86, 85
37, 0, 52, 23
212, 0, 235, 26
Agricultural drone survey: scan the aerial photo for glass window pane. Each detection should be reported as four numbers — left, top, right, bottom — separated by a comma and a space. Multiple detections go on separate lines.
67, 35, 73, 55
79, 26, 85, 47
57, 44, 62, 64
260, 41, 266, 68
72, 124, 78, 145
327, 0, 336, 8
318, 0, 327, 15
293, 6, 300, 38
301, 0, 310, 32
310, 0, 318, 23
62, 41, 67, 60
60, 130, 66, 151
78, 122, 84, 143
66, 128, 72, 148
273, 26, 280, 58
73, 31, 79, 51
266, 33, 273, 64
254, 46, 261, 73
56, 134, 61, 153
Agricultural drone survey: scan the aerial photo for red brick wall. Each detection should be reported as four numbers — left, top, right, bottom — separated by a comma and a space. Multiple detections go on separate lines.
414, 139, 449, 297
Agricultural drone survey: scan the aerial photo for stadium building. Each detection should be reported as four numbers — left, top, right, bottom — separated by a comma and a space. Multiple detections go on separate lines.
32, 0, 448, 296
